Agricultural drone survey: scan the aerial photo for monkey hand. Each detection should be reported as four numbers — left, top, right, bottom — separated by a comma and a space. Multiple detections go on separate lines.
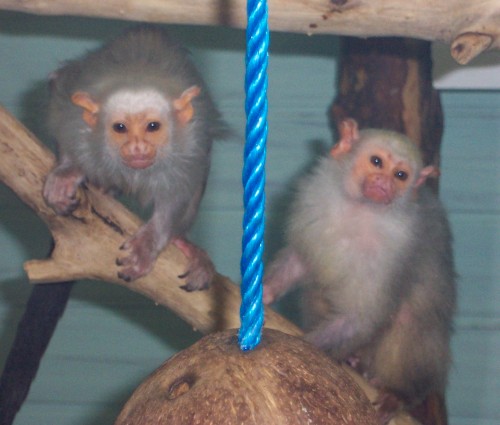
43, 167, 84, 215
262, 283, 278, 305
263, 271, 293, 304
262, 261, 287, 305
173, 238, 215, 291
117, 228, 158, 282
263, 247, 308, 304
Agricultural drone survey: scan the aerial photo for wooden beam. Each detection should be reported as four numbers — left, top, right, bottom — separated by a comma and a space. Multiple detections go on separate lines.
0, 0, 499, 63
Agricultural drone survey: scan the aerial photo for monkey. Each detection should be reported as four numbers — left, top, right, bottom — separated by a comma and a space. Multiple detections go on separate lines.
43, 26, 226, 289
263, 118, 456, 419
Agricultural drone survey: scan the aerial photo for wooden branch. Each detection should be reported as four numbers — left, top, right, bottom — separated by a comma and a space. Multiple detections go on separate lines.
0, 103, 297, 337
0, 0, 499, 63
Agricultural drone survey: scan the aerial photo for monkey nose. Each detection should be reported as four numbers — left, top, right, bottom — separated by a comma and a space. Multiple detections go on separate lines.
363, 175, 395, 204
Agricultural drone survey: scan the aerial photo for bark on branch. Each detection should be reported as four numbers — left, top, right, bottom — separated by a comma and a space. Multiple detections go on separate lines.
0, 0, 499, 63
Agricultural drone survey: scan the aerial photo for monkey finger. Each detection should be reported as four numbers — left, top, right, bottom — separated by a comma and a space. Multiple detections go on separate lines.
117, 271, 132, 283
177, 270, 190, 279
115, 251, 136, 267
116, 264, 150, 282
119, 230, 147, 252
372, 391, 404, 425
53, 199, 80, 216
178, 263, 212, 292
262, 285, 276, 305
119, 240, 131, 251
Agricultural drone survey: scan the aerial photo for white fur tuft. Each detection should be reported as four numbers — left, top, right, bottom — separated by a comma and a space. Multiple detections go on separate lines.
104, 89, 171, 115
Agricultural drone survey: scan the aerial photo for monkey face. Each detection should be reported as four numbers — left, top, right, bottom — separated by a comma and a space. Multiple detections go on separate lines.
106, 109, 170, 169
348, 146, 414, 205
102, 90, 172, 169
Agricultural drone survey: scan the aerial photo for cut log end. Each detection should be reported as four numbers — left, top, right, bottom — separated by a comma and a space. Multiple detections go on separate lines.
115, 328, 378, 425
451, 32, 494, 64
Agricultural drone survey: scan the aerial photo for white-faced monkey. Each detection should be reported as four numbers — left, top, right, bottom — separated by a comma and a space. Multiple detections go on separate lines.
44, 26, 225, 289
264, 119, 456, 420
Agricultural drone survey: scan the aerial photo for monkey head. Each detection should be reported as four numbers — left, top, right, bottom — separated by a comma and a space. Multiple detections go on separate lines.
71, 85, 200, 170
330, 119, 438, 205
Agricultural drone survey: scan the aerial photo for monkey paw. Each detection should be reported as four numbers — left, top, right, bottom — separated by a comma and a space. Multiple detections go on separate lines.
372, 391, 403, 425
262, 285, 277, 305
116, 234, 157, 282
173, 238, 215, 291
43, 170, 82, 215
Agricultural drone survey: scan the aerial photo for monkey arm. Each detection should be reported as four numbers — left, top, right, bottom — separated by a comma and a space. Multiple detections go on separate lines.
263, 246, 308, 304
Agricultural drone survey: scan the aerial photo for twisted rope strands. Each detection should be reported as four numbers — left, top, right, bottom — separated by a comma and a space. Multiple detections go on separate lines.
239, 0, 269, 351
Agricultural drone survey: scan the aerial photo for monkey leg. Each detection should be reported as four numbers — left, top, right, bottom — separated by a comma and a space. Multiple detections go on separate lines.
173, 237, 214, 292
361, 300, 451, 406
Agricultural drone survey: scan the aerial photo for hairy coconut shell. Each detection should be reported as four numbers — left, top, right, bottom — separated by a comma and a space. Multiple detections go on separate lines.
115, 328, 377, 424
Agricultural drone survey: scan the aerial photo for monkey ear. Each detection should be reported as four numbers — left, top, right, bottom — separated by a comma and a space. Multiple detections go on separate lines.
415, 165, 440, 188
71, 91, 100, 128
330, 118, 359, 159
174, 85, 201, 126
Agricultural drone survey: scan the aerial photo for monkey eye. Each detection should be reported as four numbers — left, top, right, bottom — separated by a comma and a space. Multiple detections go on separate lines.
395, 170, 409, 181
370, 155, 383, 168
146, 121, 161, 132
112, 122, 127, 133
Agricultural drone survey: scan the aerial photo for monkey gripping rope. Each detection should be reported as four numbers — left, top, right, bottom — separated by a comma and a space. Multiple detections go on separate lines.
239, 0, 269, 351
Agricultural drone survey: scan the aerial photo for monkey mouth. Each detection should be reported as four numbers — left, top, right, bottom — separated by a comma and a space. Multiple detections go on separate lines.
124, 157, 155, 169
363, 184, 393, 205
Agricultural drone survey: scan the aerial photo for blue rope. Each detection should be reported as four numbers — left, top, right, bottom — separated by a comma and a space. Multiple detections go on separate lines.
239, 0, 269, 351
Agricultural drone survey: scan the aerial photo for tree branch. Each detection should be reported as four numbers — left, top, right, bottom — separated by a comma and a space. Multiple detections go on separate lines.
0, 0, 499, 63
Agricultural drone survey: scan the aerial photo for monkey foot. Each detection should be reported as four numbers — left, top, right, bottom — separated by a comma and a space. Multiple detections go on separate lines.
372, 390, 404, 425
173, 238, 214, 291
